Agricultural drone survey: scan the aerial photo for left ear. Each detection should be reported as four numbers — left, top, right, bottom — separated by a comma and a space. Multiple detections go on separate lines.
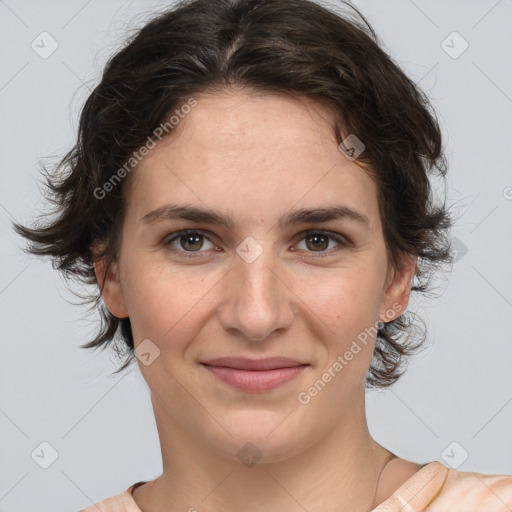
379, 252, 417, 322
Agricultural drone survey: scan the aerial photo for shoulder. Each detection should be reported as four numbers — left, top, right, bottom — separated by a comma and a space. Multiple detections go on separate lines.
78, 482, 144, 512
430, 463, 512, 510
372, 460, 512, 511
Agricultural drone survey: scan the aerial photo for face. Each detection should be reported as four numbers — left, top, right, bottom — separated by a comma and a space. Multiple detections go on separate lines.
96, 89, 415, 463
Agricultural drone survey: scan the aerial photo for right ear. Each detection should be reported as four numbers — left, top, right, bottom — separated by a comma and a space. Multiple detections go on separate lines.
93, 255, 129, 319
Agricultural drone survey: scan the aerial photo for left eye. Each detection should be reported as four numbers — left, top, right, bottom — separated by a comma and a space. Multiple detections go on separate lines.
294, 230, 347, 255
163, 230, 347, 257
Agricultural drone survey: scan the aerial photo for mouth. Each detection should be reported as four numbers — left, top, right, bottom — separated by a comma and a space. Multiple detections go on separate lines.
200, 357, 309, 392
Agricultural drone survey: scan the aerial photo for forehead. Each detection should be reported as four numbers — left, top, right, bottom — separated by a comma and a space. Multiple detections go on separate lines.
125, 89, 381, 232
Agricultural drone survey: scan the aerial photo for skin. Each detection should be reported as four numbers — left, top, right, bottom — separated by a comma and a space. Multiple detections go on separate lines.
94, 88, 422, 512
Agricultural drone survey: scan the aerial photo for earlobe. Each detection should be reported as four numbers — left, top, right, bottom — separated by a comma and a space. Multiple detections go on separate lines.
379, 253, 417, 322
93, 258, 129, 319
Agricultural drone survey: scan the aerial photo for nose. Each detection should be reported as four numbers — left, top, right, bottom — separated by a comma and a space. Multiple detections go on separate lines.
217, 245, 296, 343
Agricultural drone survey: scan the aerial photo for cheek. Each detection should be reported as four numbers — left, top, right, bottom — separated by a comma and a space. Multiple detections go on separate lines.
314, 278, 381, 377
308, 269, 383, 330
305, 271, 383, 386
120, 256, 212, 346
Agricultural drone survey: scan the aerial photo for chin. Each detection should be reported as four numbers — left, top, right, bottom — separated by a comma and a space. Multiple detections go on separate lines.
208, 411, 317, 465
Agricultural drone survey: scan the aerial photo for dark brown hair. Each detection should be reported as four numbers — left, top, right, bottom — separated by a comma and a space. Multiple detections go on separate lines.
14, 0, 453, 388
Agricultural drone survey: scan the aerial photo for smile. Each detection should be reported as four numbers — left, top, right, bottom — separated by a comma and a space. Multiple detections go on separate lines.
200, 362, 308, 392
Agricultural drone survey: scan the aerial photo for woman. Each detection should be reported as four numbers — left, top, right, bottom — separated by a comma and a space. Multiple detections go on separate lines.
15, 0, 511, 510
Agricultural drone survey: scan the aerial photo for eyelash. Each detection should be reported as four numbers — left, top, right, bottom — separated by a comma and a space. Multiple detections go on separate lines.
162, 229, 349, 258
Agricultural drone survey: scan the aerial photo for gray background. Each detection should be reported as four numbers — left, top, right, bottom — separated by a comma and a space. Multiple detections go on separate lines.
1, 0, 511, 510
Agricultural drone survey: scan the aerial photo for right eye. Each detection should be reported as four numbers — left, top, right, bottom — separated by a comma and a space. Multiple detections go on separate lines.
163, 230, 218, 257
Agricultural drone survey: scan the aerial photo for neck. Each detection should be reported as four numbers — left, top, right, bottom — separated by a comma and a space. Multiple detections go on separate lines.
134, 388, 395, 512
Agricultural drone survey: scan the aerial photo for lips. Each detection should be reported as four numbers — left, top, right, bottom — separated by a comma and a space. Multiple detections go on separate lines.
200, 357, 309, 392
200, 356, 307, 371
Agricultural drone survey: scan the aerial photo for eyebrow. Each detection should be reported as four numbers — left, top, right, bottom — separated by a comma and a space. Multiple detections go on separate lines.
141, 204, 370, 230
